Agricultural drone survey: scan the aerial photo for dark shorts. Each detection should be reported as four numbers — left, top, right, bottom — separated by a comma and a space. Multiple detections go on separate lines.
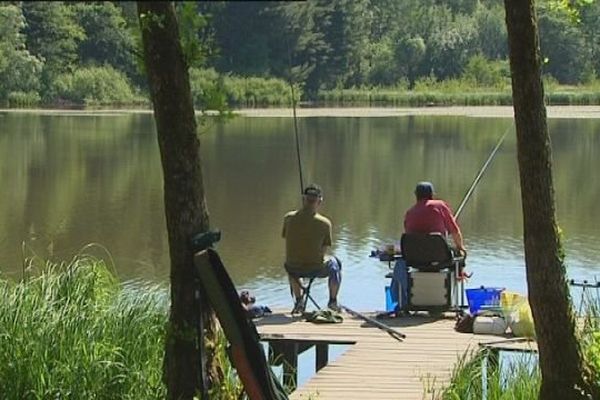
285, 256, 342, 284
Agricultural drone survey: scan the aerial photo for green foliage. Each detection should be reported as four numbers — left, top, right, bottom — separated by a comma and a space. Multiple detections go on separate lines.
317, 0, 372, 88
539, 3, 592, 84
473, 3, 508, 59
367, 39, 400, 86
52, 65, 141, 106
190, 68, 300, 108
266, 1, 332, 97
21, 2, 85, 99
0, 4, 43, 104
462, 55, 509, 88
426, 11, 479, 80
72, 2, 136, 78
2, 1, 600, 106
176, 2, 213, 69
395, 35, 426, 88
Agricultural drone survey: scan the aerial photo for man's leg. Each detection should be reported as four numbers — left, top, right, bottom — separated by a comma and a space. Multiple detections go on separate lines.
326, 256, 342, 309
287, 275, 302, 301
391, 259, 409, 311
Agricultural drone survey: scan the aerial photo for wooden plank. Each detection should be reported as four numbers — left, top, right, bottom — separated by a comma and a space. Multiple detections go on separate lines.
261, 333, 356, 345
316, 343, 328, 371
256, 311, 512, 400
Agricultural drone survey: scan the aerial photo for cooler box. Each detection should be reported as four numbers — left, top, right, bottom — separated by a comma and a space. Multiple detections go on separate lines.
466, 287, 504, 315
409, 271, 450, 307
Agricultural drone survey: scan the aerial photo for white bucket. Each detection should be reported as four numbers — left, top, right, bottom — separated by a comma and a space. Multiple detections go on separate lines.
473, 316, 507, 335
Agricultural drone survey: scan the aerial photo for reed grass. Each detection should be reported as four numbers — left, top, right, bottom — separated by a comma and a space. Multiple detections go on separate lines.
6, 91, 41, 108
442, 351, 540, 400
0, 255, 243, 399
318, 80, 600, 107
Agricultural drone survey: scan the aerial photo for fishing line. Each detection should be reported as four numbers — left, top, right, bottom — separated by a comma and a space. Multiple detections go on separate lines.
455, 122, 513, 220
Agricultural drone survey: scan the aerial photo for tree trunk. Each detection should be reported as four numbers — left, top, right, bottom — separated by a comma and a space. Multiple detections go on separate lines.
137, 3, 219, 399
504, 1, 597, 399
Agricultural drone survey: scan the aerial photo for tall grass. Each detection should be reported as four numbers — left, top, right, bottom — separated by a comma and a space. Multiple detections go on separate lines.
318, 79, 600, 107
0, 255, 243, 399
442, 351, 540, 400
579, 286, 600, 384
6, 91, 41, 108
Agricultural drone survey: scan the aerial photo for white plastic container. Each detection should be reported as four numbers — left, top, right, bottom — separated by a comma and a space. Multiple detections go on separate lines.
473, 316, 507, 335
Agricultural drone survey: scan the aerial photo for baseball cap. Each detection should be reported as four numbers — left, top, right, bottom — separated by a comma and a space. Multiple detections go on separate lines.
303, 183, 323, 198
415, 181, 434, 198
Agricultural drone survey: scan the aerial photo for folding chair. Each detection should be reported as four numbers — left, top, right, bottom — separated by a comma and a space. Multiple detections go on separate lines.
401, 233, 466, 314
285, 266, 324, 313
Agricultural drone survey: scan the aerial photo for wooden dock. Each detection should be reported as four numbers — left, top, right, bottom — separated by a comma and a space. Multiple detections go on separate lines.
256, 311, 511, 400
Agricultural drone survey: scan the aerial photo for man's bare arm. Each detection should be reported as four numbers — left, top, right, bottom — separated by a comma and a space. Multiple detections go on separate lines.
451, 230, 466, 255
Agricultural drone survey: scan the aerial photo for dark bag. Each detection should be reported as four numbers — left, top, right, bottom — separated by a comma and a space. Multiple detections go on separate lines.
455, 313, 474, 333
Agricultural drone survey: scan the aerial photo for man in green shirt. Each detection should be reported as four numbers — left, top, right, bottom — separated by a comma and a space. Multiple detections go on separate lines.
282, 184, 342, 314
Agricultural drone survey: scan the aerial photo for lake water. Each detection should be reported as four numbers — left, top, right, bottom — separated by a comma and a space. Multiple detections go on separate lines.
1, 112, 600, 313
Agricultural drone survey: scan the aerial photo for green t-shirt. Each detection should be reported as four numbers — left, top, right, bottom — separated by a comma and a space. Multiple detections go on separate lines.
282, 208, 333, 271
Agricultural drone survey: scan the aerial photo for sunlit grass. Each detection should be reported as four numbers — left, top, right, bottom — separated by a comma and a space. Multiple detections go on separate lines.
0, 254, 243, 399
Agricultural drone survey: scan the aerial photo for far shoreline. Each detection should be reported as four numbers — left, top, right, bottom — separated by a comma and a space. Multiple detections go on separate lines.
1, 105, 599, 119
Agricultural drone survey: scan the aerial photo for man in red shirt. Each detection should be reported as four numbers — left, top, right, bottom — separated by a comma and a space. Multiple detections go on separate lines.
390, 182, 466, 314
404, 182, 465, 253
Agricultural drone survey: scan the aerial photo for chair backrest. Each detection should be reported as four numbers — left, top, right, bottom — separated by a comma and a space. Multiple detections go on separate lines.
401, 233, 453, 269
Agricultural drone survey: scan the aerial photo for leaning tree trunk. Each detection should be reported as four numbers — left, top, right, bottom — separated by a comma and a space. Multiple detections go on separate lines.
504, 1, 597, 399
137, 3, 220, 399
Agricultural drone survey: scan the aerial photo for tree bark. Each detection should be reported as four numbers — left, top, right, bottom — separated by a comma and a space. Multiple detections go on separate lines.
136, 3, 218, 399
504, 1, 597, 399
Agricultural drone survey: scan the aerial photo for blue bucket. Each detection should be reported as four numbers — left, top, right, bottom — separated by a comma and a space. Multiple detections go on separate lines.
385, 285, 398, 312
466, 287, 504, 315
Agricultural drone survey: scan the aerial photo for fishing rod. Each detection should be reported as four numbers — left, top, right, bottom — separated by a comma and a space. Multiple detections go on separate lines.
286, 41, 305, 195
289, 82, 304, 194
340, 304, 406, 342
454, 124, 512, 220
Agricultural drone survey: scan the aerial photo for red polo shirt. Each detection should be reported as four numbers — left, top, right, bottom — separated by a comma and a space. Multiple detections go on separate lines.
404, 199, 460, 235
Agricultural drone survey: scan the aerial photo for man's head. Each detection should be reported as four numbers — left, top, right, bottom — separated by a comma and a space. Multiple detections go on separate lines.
302, 183, 323, 211
415, 181, 434, 201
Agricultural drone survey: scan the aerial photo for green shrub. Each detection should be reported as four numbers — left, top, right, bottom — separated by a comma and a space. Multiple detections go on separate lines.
189, 68, 300, 108
52, 65, 142, 106
7, 91, 41, 107
462, 55, 510, 88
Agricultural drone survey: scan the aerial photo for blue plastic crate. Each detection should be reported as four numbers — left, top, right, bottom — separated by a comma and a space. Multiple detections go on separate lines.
466, 287, 504, 315
385, 285, 398, 312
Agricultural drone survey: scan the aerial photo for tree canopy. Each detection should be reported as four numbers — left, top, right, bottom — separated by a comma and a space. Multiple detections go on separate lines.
0, 0, 599, 106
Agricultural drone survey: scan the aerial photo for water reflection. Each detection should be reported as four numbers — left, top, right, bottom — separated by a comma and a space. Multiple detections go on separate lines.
0, 113, 599, 311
